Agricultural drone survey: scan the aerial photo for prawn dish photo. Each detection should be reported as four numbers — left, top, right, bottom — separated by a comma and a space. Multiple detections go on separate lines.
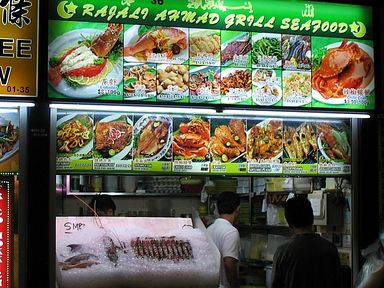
48, 23, 123, 96
124, 25, 188, 63
283, 122, 317, 163
173, 117, 210, 160
312, 39, 374, 101
317, 122, 351, 163
94, 115, 133, 159
56, 114, 93, 156
133, 115, 172, 161
210, 119, 246, 163
247, 120, 283, 160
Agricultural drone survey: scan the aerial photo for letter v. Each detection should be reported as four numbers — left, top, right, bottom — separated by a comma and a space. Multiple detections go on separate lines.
0, 66, 12, 86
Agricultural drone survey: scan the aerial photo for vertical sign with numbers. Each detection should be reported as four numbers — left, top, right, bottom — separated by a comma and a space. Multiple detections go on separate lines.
0, 180, 10, 288
0, 0, 38, 97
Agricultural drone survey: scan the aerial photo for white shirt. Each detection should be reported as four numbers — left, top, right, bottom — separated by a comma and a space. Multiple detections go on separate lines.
207, 218, 241, 288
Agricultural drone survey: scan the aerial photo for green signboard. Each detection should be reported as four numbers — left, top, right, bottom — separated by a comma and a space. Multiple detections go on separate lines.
48, 0, 374, 110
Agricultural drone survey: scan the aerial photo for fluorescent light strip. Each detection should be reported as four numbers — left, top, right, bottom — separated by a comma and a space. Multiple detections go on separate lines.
0, 102, 35, 108
222, 109, 370, 119
0, 109, 18, 113
49, 103, 216, 115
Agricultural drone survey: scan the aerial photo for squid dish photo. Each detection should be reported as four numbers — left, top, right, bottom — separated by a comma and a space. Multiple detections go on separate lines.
210, 119, 246, 163
124, 25, 187, 61
56, 114, 93, 156
283, 122, 317, 163
312, 39, 374, 100
173, 117, 210, 160
48, 23, 123, 89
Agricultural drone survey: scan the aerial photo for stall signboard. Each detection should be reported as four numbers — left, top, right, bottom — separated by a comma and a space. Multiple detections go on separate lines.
0, 179, 11, 288
55, 109, 351, 176
0, 111, 20, 173
0, 0, 38, 97
47, 0, 374, 110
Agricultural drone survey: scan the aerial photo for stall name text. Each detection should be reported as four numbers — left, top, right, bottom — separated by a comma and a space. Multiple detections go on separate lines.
55, 1, 367, 38
0, 0, 33, 87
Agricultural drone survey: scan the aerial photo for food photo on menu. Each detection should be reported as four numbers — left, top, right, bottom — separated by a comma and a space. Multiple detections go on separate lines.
172, 116, 210, 162
132, 114, 173, 163
0, 114, 20, 162
93, 113, 133, 161
317, 121, 351, 164
123, 62, 157, 101
156, 64, 189, 102
252, 68, 282, 106
247, 119, 283, 161
210, 118, 247, 164
48, 20, 123, 100
56, 113, 94, 160
189, 66, 221, 104
251, 32, 282, 69
311, 37, 374, 108
124, 25, 189, 64
282, 34, 311, 71
189, 28, 221, 66
220, 67, 252, 105
220, 30, 251, 67
283, 121, 318, 164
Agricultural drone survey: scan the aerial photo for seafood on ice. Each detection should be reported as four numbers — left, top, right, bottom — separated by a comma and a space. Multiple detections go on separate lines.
124, 27, 187, 60
210, 119, 246, 162
247, 120, 283, 160
48, 23, 123, 87
283, 123, 317, 161
56, 217, 220, 288
131, 236, 193, 261
318, 123, 351, 162
173, 118, 210, 160
312, 39, 374, 99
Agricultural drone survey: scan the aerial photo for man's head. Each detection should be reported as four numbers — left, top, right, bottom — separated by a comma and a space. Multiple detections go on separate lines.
89, 194, 116, 216
284, 195, 314, 228
217, 192, 240, 216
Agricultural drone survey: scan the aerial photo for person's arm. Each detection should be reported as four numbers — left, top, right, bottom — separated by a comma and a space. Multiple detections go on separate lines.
223, 256, 239, 288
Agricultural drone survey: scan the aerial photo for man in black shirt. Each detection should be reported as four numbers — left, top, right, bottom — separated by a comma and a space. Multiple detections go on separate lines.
272, 195, 342, 288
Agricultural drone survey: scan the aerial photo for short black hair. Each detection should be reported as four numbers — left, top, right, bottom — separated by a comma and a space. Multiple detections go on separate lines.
89, 194, 116, 213
284, 195, 314, 228
217, 192, 240, 215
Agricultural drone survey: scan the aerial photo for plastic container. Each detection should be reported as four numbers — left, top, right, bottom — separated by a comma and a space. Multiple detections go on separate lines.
103, 175, 119, 192
120, 176, 137, 193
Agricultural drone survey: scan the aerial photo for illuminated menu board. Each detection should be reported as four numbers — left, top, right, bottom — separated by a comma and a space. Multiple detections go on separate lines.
48, 0, 374, 110
55, 110, 351, 176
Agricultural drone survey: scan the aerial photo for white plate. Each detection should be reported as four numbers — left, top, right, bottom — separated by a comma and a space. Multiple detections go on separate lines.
56, 114, 93, 159
124, 25, 189, 64
97, 115, 133, 160
133, 115, 172, 161
312, 41, 374, 104
48, 29, 123, 98
0, 114, 19, 162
